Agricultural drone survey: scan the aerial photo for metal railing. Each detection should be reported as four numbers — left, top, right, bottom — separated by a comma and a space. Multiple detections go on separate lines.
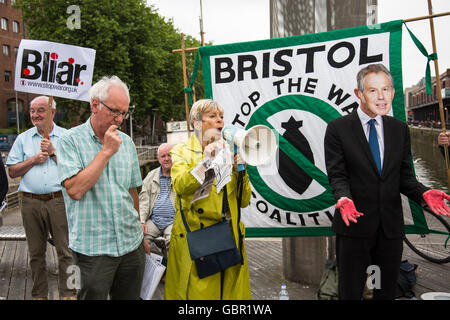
136, 146, 159, 162
5, 191, 19, 209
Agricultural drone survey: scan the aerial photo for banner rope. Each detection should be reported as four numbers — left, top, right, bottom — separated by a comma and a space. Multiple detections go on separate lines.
184, 50, 200, 106
403, 21, 437, 95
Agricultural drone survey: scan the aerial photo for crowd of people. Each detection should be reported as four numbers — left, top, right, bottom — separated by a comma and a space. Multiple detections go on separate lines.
1, 64, 450, 300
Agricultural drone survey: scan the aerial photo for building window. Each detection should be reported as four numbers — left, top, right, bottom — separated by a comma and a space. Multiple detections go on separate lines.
7, 98, 23, 113
2, 44, 9, 56
14, 46, 18, 57
0, 0, 5, 4
12, 21, 19, 33
1, 18, 7, 31
4, 71, 12, 82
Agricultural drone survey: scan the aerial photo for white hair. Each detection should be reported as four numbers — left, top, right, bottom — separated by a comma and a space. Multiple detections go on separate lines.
157, 143, 173, 157
30, 96, 56, 110
89, 75, 130, 103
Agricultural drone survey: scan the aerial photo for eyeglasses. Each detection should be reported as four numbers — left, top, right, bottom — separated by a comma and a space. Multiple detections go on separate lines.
99, 101, 129, 120
30, 108, 47, 114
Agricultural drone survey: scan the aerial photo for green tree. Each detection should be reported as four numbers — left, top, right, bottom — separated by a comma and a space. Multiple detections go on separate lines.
15, 0, 204, 135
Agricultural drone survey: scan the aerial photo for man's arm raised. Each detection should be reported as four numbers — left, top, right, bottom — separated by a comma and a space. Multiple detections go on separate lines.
8, 152, 48, 178
63, 125, 122, 200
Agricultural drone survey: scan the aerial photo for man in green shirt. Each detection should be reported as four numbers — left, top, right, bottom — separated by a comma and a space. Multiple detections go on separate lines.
57, 76, 146, 300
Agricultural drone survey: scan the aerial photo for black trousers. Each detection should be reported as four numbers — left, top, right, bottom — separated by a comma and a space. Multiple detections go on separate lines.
336, 228, 403, 300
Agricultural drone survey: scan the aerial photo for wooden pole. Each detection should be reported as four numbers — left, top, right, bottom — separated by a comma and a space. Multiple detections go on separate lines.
44, 96, 53, 140
200, 0, 205, 46
426, 0, 450, 189
403, 10, 450, 23
172, 47, 199, 53
171, 39, 200, 137
180, 33, 192, 136
170, 1, 207, 137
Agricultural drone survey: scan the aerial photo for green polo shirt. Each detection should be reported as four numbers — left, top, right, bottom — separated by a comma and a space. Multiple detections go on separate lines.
57, 118, 143, 257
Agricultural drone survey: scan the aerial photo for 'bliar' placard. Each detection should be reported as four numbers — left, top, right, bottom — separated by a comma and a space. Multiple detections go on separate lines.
14, 39, 96, 102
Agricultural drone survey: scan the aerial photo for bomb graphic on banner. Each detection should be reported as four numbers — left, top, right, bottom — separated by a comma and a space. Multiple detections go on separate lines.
278, 116, 314, 195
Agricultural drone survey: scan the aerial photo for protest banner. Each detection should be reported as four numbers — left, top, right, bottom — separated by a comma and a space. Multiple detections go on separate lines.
14, 39, 95, 102
197, 20, 428, 237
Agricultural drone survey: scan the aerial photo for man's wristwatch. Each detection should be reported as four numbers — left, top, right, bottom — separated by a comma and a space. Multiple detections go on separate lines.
49, 153, 56, 158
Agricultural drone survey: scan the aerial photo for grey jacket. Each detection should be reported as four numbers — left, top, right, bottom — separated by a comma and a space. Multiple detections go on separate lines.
139, 166, 176, 223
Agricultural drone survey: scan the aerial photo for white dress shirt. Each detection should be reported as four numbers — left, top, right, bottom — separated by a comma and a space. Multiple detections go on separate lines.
357, 107, 385, 169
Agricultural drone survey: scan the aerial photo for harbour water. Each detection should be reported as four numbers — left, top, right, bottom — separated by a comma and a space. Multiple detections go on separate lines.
410, 127, 448, 193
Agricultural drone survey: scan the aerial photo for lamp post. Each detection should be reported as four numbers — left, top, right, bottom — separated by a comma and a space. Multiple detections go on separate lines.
129, 105, 135, 141
151, 108, 158, 145
15, 92, 19, 134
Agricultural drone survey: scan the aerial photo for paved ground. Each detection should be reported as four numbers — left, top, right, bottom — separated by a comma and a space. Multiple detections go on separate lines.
1, 207, 449, 300
2, 208, 22, 226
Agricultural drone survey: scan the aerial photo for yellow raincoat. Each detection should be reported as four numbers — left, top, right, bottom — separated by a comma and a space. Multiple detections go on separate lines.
164, 134, 252, 300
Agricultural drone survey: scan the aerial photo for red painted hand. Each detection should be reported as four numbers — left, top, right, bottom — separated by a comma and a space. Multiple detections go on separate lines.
336, 197, 364, 227
423, 190, 450, 217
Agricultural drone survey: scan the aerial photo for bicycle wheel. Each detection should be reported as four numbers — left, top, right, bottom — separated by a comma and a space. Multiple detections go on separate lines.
404, 208, 450, 264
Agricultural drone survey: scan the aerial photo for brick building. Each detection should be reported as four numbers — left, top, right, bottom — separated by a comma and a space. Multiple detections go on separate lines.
0, 0, 33, 131
407, 68, 450, 126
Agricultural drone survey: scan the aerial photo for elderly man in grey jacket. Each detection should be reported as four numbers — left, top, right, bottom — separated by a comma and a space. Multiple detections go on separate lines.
139, 143, 175, 255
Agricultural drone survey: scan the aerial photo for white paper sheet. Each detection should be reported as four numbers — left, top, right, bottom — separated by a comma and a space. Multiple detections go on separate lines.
140, 253, 166, 300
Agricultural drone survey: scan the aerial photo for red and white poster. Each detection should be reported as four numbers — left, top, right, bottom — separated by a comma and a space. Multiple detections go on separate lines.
14, 39, 96, 102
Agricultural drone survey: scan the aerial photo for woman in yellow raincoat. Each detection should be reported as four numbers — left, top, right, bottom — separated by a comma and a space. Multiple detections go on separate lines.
164, 99, 252, 300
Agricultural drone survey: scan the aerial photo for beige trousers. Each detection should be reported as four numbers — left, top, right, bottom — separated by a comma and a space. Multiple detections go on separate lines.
21, 195, 75, 298
144, 219, 172, 256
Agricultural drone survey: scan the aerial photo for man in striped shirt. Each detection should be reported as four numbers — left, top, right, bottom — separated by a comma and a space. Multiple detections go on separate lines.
139, 143, 175, 255
57, 76, 145, 300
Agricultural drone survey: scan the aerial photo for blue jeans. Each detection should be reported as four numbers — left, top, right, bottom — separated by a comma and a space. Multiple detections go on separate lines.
73, 242, 145, 300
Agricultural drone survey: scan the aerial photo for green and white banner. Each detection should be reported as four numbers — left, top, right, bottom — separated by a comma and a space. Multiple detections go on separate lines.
199, 20, 427, 237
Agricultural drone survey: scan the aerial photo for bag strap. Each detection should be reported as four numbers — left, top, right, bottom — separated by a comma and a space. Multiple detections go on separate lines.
222, 185, 229, 219
178, 174, 243, 264
223, 178, 244, 263
236, 171, 244, 264
178, 184, 229, 234
179, 197, 191, 233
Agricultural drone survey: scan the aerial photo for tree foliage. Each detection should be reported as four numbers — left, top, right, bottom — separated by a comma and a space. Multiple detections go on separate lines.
15, 0, 204, 133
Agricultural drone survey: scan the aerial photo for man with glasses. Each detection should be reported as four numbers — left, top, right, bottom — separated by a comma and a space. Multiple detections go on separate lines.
57, 76, 146, 300
6, 96, 75, 300
99, 100, 130, 120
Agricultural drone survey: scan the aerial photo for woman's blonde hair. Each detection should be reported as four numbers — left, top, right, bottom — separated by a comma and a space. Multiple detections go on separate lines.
189, 99, 224, 129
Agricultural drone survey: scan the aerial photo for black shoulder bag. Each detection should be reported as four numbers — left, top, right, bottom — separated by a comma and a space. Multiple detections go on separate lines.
179, 185, 242, 279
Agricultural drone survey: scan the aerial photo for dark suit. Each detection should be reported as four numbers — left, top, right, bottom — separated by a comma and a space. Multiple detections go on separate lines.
439, 145, 449, 158
324, 110, 429, 299
0, 156, 7, 203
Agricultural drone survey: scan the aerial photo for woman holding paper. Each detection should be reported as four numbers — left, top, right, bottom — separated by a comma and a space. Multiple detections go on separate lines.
164, 99, 252, 300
